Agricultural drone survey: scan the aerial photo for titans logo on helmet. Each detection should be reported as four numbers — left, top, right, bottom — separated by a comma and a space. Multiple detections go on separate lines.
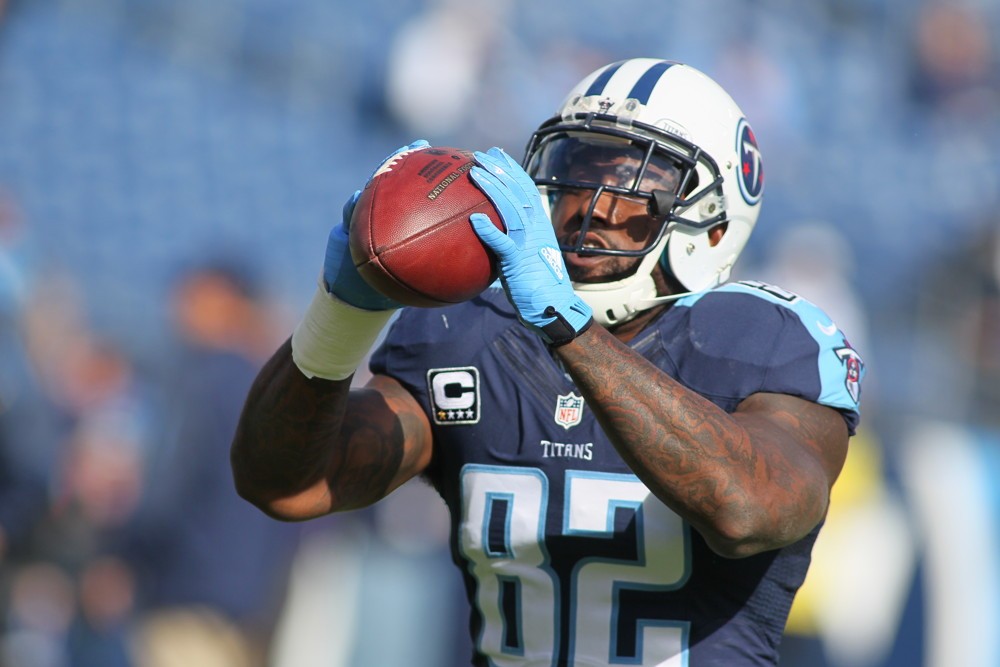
736, 118, 763, 205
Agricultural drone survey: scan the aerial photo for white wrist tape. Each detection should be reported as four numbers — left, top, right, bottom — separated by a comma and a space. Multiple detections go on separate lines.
291, 285, 396, 381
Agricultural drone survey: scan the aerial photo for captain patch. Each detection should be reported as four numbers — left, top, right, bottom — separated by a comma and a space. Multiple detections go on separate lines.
428, 367, 480, 425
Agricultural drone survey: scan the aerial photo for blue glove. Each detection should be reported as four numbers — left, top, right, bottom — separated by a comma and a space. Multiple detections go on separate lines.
469, 147, 593, 346
323, 140, 429, 310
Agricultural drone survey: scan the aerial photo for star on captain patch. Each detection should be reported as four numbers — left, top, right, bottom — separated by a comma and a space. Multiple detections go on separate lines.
554, 392, 584, 430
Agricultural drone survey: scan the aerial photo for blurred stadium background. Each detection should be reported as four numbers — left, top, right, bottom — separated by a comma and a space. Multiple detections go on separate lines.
1, 0, 999, 666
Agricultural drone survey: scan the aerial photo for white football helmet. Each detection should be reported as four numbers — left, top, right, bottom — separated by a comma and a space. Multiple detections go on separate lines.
523, 59, 764, 327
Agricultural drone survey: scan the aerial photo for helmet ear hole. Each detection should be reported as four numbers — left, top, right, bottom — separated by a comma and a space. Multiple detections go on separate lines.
708, 222, 729, 247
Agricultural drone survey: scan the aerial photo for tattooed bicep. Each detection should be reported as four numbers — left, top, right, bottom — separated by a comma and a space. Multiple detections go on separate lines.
736, 392, 849, 484
342, 375, 435, 493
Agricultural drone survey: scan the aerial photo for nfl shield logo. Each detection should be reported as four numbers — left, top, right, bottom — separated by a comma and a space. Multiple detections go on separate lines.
554, 392, 584, 430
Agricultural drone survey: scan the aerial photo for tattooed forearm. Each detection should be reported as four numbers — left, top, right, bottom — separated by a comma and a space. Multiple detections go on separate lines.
555, 326, 845, 557
558, 329, 753, 516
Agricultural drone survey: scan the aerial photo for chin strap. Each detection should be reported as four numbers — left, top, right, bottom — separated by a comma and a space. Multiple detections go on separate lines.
573, 244, 723, 327
576, 282, 690, 328
628, 291, 692, 312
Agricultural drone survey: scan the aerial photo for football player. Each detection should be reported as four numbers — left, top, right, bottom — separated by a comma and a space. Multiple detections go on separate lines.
231, 59, 864, 666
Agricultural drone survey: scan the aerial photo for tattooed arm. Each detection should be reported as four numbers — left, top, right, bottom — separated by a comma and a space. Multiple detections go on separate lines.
555, 325, 849, 558
230, 338, 433, 521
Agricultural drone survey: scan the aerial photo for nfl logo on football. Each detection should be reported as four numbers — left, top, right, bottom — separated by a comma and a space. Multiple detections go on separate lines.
554, 392, 584, 430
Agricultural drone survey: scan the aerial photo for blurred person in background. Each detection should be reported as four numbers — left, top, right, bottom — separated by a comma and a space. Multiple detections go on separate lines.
232, 59, 865, 666
743, 222, 915, 667
896, 222, 1000, 667
0, 294, 148, 667
384, 0, 508, 140
1, 277, 150, 667
116, 259, 301, 667
906, 2, 1000, 129
0, 188, 52, 566
911, 224, 1000, 429
0, 191, 67, 667
0, 191, 140, 667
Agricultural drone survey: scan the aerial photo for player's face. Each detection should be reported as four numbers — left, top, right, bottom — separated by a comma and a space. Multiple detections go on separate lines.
548, 153, 680, 283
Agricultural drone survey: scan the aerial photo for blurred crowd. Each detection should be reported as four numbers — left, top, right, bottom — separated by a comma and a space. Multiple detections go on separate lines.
0, 245, 299, 666
0, 0, 999, 666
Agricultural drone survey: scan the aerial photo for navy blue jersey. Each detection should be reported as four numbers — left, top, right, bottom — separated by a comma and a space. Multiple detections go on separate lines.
370, 280, 864, 667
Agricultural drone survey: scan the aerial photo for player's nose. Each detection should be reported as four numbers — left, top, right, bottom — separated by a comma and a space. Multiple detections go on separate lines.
583, 188, 626, 227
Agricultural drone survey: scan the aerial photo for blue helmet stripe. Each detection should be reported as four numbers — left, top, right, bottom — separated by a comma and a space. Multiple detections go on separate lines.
583, 61, 626, 97
627, 61, 674, 104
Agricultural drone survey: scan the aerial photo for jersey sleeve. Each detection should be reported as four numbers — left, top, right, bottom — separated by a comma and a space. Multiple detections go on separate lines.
672, 281, 865, 434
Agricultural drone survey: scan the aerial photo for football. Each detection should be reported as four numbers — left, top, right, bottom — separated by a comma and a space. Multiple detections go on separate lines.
349, 146, 505, 307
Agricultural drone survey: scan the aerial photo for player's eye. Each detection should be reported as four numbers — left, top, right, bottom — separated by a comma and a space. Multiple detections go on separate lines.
614, 163, 639, 185
637, 161, 681, 194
